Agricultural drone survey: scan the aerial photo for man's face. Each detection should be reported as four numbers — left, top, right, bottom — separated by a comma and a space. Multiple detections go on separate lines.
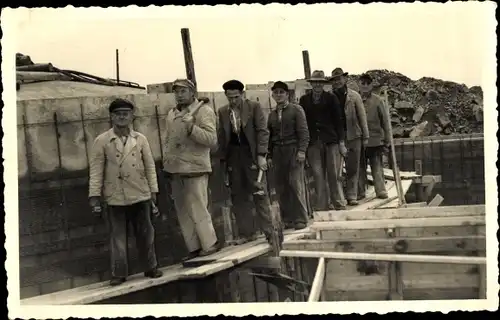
331, 75, 346, 89
271, 88, 289, 104
111, 110, 134, 128
174, 86, 194, 105
359, 80, 373, 95
225, 89, 244, 108
310, 81, 324, 93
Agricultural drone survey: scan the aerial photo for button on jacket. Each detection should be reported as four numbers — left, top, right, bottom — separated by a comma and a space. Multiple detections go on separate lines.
89, 128, 159, 206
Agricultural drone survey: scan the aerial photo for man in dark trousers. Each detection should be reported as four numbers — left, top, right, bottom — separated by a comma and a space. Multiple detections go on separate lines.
330, 68, 370, 205
357, 73, 391, 199
267, 81, 310, 230
300, 70, 347, 210
216, 79, 275, 245
89, 98, 163, 286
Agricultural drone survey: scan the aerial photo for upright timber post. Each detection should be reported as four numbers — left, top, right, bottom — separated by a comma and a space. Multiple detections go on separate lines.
115, 49, 120, 83
302, 50, 311, 79
181, 28, 197, 88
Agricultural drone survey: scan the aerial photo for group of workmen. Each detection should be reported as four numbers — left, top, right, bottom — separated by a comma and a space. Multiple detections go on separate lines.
88, 67, 392, 286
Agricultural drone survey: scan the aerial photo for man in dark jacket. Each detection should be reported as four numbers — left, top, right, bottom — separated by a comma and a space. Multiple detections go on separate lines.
299, 70, 347, 210
268, 81, 310, 230
357, 73, 391, 199
216, 79, 275, 245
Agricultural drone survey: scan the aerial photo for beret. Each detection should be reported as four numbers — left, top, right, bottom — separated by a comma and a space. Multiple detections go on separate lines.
271, 81, 289, 91
109, 98, 134, 113
222, 79, 244, 91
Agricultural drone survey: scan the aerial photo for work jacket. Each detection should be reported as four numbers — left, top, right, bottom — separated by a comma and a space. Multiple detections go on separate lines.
88, 128, 159, 206
163, 99, 218, 175
216, 99, 269, 162
363, 93, 391, 148
267, 102, 310, 158
343, 88, 370, 142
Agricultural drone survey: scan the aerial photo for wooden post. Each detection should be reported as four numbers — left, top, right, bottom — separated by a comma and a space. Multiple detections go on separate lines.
302, 50, 311, 79
181, 28, 197, 87
115, 49, 120, 83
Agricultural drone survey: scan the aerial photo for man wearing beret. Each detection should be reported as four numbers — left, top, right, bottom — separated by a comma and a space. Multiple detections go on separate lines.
357, 73, 391, 199
88, 98, 163, 286
163, 79, 220, 260
216, 79, 275, 245
330, 67, 370, 205
299, 70, 348, 211
268, 81, 310, 230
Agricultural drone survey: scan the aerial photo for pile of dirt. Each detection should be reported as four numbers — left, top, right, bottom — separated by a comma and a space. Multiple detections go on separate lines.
346, 69, 484, 137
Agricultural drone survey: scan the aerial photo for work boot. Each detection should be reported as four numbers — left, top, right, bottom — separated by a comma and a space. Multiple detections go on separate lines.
181, 249, 201, 262
199, 242, 220, 257
357, 194, 366, 201
294, 222, 307, 230
109, 277, 126, 286
377, 192, 388, 199
334, 205, 347, 210
347, 199, 359, 206
144, 268, 163, 279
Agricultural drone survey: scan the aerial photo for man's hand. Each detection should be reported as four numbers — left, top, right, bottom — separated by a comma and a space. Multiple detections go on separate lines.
267, 158, 273, 169
89, 196, 102, 215
296, 151, 306, 163
151, 192, 158, 205
383, 141, 391, 153
257, 155, 268, 171
182, 114, 195, 133
339, 141, 348, 157
363, 138, 369, 147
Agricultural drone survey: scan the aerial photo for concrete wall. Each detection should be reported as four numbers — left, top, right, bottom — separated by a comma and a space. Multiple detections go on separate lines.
17, 91, 485, 299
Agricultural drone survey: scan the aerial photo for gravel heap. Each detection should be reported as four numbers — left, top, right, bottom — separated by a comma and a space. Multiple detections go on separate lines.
346, 69, 484, 137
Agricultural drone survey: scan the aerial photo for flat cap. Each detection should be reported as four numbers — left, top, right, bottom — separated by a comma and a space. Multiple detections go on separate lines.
271, 81, 289, 91
172, 78, 196, 91
222, 79, 244, 91
109, 98, 135, 113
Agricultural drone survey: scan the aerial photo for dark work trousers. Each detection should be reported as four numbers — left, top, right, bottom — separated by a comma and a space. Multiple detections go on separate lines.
107, 201, 158, 278
359, 146, 387, 197
345, 138, 363, 201
358, 144, 367, 198
306, 139, 346, 210
227, 145, 273, 239
272, 145, 308, 227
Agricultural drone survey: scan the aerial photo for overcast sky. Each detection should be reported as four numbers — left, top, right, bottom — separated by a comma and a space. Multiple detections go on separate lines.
12, 2, 496, 91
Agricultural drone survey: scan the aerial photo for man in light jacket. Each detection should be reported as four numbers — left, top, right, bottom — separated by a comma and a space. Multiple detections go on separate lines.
88, 98, 163, 286
330, 68, 370, 205
215, 79, 275, 245
268, 81, 310, 230
163, 79, 220, 260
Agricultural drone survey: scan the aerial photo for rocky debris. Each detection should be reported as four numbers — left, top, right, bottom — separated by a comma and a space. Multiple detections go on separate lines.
347, 69, 484, 137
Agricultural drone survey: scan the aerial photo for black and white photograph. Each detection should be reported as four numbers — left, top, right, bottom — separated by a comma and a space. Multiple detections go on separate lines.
3, 2, 498, 318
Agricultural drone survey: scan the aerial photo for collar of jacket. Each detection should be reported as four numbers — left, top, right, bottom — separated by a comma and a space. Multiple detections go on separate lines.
277, 101, 289, 110
108, 127, 138, 142
174, 99, 201, 118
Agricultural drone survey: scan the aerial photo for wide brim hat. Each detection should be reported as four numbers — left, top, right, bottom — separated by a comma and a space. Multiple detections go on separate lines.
307, 70, 329, 83
329, 67, 349, 81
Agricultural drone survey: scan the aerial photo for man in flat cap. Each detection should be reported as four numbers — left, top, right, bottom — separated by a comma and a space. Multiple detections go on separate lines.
163, 79, 220, 260
357, 73, 391, 199
268, 81, 310, 230
330, 68, 370, 205
215, 79, 275, 245
88, 98, 163, 286
299, 70, 347, 211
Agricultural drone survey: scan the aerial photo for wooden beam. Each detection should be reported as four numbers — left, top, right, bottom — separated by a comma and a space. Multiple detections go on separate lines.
310, 216, 484, 231
181, 28, 197, 87
279, 250, 487, 265
402, 202, 428, 208
428, 194, 444, 207
313, 204, 485, 222
115, 49, 120, 82
282, 236, 486, 253
302, 50, 311, 79
307, 258, 325, 302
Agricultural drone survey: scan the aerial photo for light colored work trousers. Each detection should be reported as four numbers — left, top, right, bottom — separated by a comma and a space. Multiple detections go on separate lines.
307, 140, 346, 209
359, 146, 387, 197
170, 173, 218, 252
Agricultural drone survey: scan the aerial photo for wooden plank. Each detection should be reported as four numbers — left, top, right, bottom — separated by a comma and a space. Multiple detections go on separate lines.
307, 258, 325, 302
283, 236, 486, 254
428, 194, 445, 206
326, 289, 389, 301
279, 250, 487, 265
314, 204, 485, 222
402, 202, 428, 208
325, 274, 478, 291
310, 215, 484, 231
366, 167, 421, 180
326, 287, 478, 301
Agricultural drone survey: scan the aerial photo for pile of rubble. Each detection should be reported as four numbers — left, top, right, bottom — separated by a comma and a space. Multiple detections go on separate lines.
346, 70, 484, 137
